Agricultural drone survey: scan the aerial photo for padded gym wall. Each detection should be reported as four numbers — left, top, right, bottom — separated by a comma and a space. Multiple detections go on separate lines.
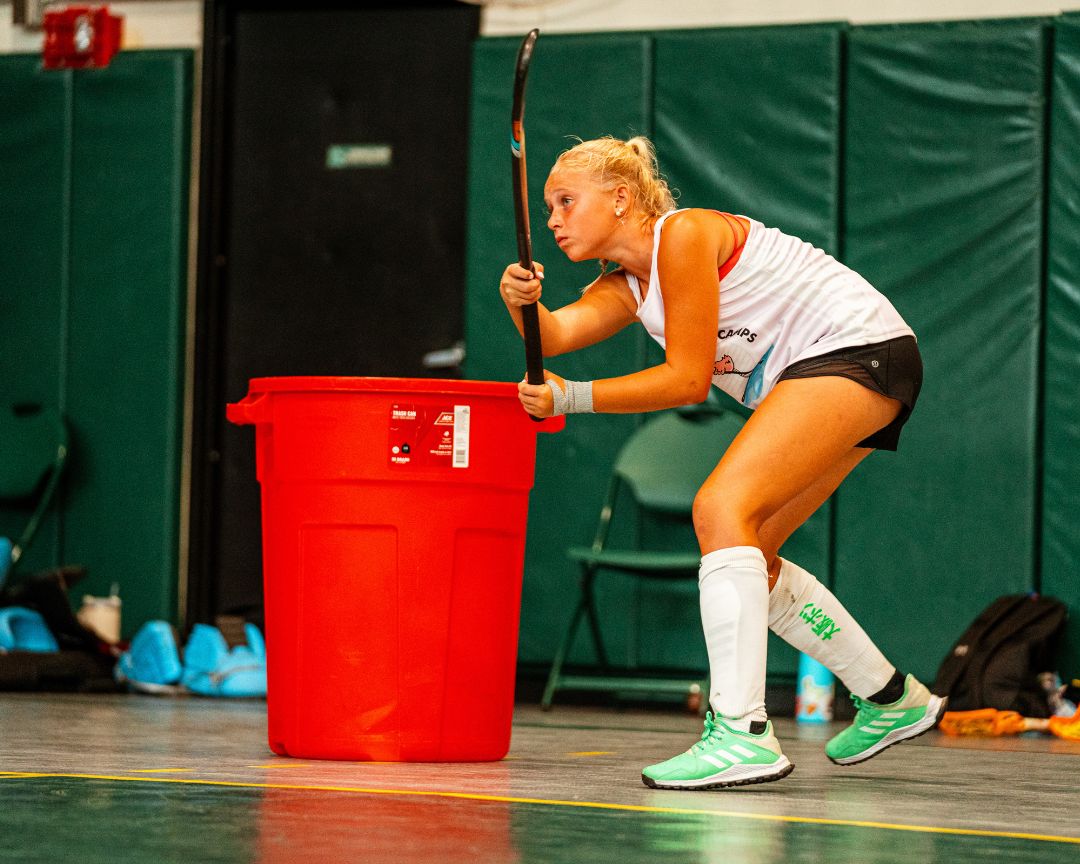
0, 51, 191, 632
1044, 14, 1080, 675
653, 24, 843, 677
0, 56, 69, 572
838, 20, 1046, 681
465, 34, 652, 666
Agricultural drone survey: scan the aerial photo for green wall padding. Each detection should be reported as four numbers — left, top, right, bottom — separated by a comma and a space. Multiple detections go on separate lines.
465, 35, 653, 666
1044, 15, 1080, 677
655, 25, 843, 252
838, 20, 1046, 682
0, 52, 191, 634
0, 56, 71, 573
62, 51, 191, 633
653, 25, 843, 678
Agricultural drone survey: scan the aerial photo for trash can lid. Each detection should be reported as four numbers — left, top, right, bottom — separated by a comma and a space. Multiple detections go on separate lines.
244, 376, 517, 397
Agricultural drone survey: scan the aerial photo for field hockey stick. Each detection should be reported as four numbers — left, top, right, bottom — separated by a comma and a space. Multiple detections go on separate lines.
511, 28, 545, 401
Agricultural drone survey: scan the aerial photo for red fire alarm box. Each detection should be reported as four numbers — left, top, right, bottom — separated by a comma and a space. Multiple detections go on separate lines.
43, 6, 123, 70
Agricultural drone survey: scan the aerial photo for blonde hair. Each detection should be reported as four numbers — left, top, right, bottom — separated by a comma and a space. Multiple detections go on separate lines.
553, 135, 677, 274
554, 135, 676, 224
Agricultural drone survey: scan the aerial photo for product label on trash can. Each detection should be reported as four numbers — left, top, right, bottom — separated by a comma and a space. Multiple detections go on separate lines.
389, 403, 470, 468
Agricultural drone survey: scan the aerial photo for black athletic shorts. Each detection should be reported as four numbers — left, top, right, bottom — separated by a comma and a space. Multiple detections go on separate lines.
776, 335, 923, 451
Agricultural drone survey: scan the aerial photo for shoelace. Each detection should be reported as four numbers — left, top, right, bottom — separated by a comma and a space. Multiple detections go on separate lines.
690, 712, 726, 753
849, 693, 885, 724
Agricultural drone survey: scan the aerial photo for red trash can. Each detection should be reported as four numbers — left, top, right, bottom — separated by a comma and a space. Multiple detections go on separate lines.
227, 377, 563, 762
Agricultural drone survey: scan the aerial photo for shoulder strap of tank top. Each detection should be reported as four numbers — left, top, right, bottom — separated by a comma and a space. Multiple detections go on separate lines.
649, 209, 681, 282
715, 211, 750, 281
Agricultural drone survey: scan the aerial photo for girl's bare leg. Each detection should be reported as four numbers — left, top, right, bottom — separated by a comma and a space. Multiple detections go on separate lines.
692, 377, 901, 723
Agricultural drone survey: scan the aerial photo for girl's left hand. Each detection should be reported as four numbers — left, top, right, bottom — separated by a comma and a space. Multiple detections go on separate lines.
518, 370, 563, 418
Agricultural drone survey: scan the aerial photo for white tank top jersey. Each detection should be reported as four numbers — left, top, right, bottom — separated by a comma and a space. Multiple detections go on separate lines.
622, 210, 915, 409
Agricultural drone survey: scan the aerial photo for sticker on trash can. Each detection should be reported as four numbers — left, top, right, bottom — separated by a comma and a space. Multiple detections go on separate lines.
389, 403, 470, 468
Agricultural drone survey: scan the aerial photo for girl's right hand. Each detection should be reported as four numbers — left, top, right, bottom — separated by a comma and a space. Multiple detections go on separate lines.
500, 262, 544, 307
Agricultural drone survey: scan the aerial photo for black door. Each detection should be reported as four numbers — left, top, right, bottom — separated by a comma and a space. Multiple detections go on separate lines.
190, 1, 480, 625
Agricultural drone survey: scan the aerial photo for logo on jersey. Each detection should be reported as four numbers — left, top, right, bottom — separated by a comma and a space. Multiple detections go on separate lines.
718, 327, 757, 343
712, 345, 775, 406
713, 355, 751, 379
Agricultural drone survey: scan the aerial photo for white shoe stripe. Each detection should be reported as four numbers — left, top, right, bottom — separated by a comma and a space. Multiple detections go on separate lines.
869, 720, 895, 727
701, 753, 728, 769
859, 726, 889, 735
730, 744, 757, 759
881, 711, 906, 718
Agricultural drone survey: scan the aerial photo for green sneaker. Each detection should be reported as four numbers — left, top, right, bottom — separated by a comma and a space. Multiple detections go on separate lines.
641, 713, 794, 790
826, 674, 947, 766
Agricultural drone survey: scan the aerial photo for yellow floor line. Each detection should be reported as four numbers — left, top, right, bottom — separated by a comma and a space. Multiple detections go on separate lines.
567, 751, 615, 757
4, 771, 1079, 847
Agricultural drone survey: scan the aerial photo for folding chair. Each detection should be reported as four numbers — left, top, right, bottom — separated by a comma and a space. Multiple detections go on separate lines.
0, 403, 69, 587
541, 402, 746, 710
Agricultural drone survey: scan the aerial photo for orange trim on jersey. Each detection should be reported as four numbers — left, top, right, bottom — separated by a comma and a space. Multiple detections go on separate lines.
716, 211, 750, 282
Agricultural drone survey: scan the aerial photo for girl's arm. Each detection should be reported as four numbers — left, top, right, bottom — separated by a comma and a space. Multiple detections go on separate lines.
587, 211, 736, 413
500, 265, 638, 356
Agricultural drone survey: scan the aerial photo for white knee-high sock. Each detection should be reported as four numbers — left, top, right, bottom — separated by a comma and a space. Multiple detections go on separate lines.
699, 546, 769, 728
768, 557, 894, 699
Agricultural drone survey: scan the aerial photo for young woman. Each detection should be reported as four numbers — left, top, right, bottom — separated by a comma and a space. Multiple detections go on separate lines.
499, 136, 947, 790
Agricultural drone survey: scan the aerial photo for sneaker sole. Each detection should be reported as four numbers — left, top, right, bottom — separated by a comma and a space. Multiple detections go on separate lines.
828, 694, 949, 766
641, 756, 794, 790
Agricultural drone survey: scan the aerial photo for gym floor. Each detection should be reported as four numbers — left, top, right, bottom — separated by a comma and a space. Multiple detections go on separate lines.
1, 693, 1077, 863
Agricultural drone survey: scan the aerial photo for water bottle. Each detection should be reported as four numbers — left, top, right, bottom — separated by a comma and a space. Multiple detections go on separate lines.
796, 653, 835, 723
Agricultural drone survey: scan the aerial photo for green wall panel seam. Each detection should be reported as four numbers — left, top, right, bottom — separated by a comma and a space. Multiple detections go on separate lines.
829, 26, 850, 592
1033, 23, 1054, 594
162, 52, 194, 616
835, 27, 849, 263
1043, 15, 1080, 670
57, 69, 75, 565
59, 71, 73, 421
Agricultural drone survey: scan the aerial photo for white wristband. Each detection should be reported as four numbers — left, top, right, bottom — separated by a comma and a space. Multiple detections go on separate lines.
547, 378, 594, 415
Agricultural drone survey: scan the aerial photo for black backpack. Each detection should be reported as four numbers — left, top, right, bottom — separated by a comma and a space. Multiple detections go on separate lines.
933, 594, 1068, 718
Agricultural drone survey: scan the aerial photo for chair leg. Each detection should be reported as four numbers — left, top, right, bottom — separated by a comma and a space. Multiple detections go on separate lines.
541, 594, 588, 710
580, 570, 610, 670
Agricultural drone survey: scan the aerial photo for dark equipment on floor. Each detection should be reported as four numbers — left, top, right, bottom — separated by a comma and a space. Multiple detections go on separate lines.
933, 593, 1068, 717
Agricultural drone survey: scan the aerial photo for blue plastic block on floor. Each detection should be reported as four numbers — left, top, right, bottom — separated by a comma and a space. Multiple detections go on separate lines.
181, 623, 266, 698
115, 620, 183, 693
0, 606, 59, 652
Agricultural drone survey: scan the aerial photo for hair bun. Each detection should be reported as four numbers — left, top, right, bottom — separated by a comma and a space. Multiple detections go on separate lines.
625, 137, 651, 160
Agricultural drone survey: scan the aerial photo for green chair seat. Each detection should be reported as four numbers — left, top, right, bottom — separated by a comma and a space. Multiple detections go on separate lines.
565, 546, 702, 574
